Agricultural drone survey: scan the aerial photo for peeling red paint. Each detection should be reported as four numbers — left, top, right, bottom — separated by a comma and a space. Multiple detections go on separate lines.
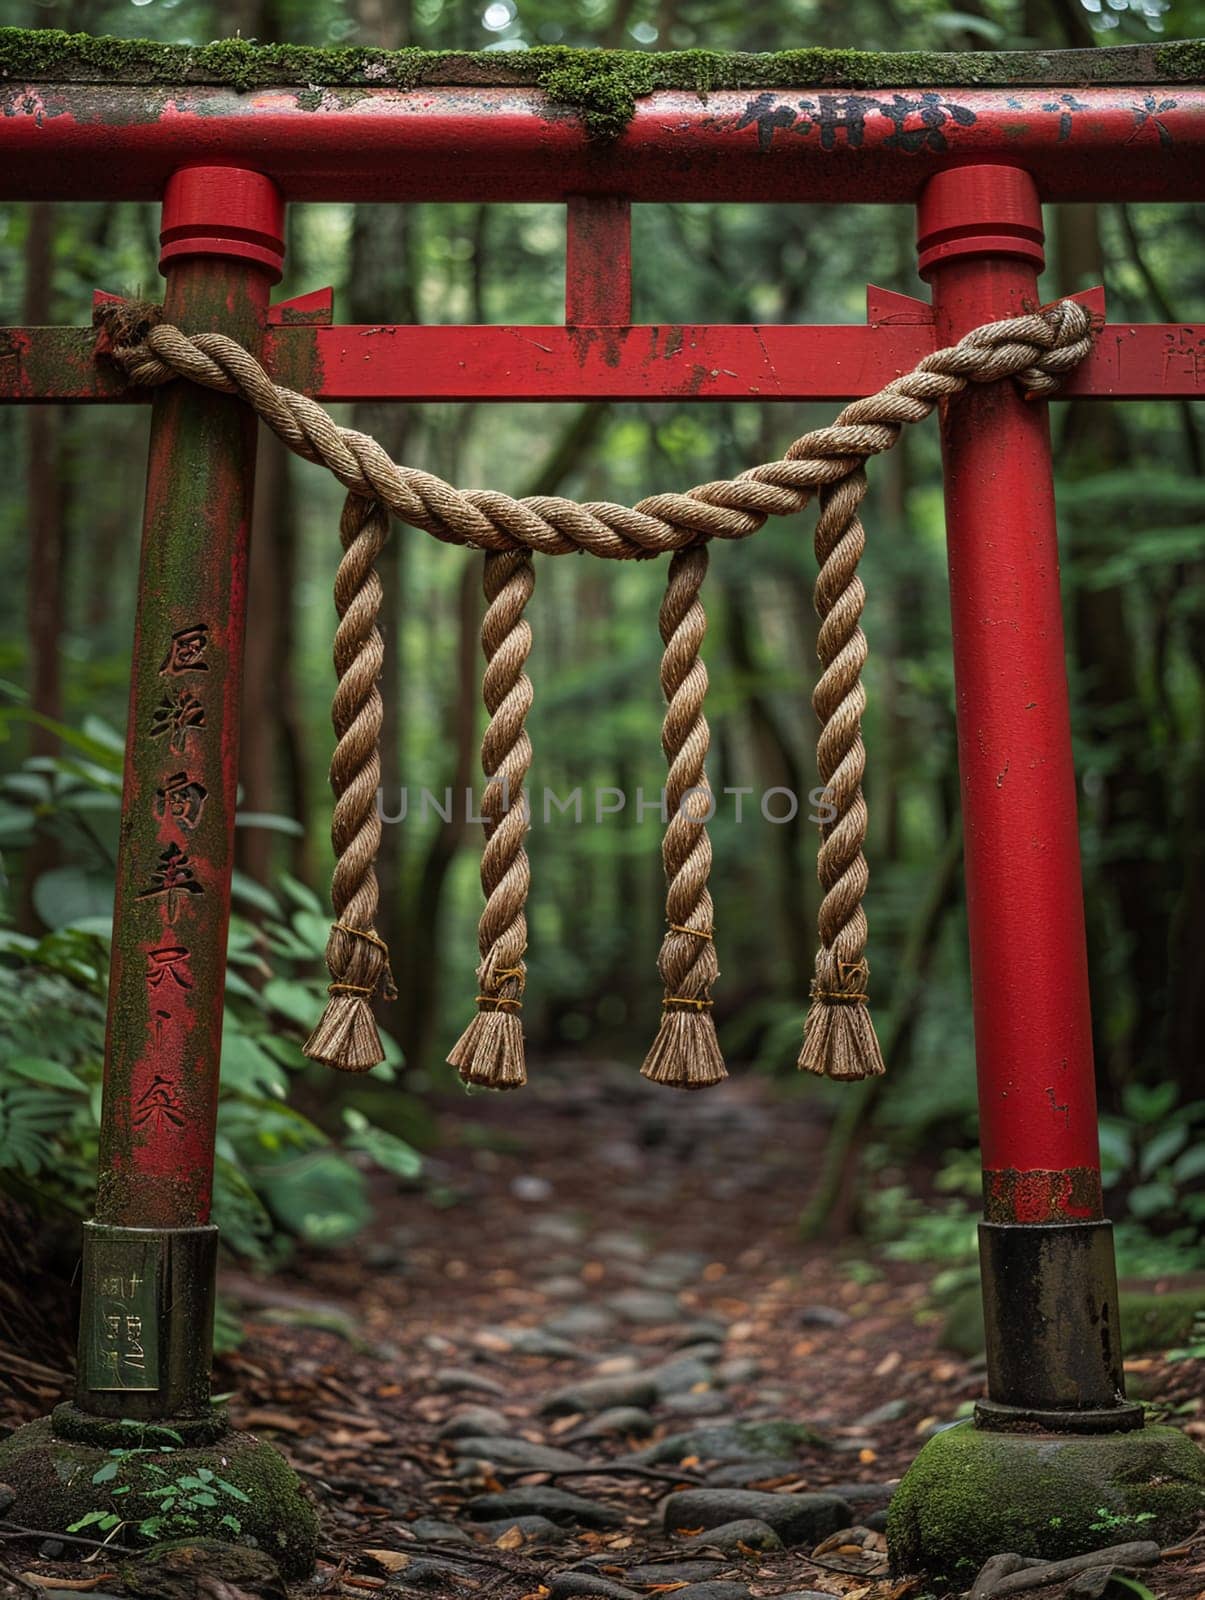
1, 85, 1202, 204
3, 316, 1201, 405
984, 1165, 1103, 1223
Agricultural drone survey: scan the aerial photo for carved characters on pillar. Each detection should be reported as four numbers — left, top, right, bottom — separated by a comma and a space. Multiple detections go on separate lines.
154, 771, 207, 831
131, 620, 213, 1145
136, 840, 203, 923
149, 687, 205, 755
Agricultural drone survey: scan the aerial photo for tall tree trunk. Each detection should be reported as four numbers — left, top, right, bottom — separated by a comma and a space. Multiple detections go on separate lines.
724, 576, 811, 995
1056, 205, 1171, 1095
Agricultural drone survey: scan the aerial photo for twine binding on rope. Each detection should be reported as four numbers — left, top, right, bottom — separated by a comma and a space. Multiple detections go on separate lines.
447, 551, 535, 1091
101, 297, 1095, 1088
641, 547, 726, 1091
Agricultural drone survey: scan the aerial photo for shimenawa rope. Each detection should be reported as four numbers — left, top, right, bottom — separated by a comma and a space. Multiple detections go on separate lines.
101, 299, 1094, 1087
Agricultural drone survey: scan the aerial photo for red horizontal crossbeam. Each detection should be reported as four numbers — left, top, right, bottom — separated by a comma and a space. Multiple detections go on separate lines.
2, 319, 1201, 404
1, 84, 1203, 203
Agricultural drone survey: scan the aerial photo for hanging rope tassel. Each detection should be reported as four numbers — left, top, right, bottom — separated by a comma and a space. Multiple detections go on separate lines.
641, 546, 727, 1091
304, 494, 397, 1072
798, 468, 885, 1082
448, 550, 535, 1090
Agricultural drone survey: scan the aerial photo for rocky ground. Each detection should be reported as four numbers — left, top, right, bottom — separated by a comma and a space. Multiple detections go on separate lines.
2, 1063, 1202, 1599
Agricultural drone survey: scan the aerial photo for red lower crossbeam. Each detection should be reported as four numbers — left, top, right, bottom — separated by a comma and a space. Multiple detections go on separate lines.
1, 313, 1200, 404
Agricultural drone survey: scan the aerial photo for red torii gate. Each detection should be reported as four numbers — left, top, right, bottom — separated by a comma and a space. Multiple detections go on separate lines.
1, 33, 1203, 1574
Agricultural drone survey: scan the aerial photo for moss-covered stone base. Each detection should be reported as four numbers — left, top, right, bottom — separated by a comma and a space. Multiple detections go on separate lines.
0, 1416, 319, 1580
887, 1421, 1205, 1589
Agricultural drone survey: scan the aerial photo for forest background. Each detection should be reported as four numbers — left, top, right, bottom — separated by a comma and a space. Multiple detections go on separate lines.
0, 0, 1202, 1332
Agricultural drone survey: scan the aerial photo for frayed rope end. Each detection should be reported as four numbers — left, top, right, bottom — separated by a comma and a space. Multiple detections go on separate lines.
641, 997, 727, 1092
448, 997, 527, 1091
797, 985, 886, 1082
303, 922, 396, 1074
303, 988, 388, 1073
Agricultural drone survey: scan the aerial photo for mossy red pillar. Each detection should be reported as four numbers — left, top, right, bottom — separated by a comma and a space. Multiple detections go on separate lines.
77, 168, 284, 1421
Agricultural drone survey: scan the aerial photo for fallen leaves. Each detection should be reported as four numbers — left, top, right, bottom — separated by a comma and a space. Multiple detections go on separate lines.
361, 1549, 409, 1572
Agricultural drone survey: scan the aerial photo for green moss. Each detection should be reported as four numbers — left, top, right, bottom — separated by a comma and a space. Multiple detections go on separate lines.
0, 1418, 319, 1581
941, 1283, 1204, 1361
887, 1421, 1205, 1587
1120, 1288, 1203, 1354
1155, 39, 1205, 79
1, 28, 1202, 139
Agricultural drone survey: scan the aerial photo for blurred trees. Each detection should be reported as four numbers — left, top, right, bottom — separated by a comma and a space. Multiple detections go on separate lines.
1, 0, 1203, 1165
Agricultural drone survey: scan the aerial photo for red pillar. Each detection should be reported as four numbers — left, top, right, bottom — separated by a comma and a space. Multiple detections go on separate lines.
918, 166, 1138, 1428
75, 168, 284, 1422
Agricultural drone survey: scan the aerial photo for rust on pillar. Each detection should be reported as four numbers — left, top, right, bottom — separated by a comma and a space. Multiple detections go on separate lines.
78, 167, 284, 1420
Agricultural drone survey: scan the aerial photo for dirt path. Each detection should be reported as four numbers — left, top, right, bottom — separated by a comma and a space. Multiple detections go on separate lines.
3, 1064, 1200, 1598
209, 1064, 1202, 1599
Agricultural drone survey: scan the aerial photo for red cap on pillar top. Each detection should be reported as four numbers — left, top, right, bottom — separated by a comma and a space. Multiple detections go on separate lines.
159, 166, 286, 282
916, 165, 1045, 281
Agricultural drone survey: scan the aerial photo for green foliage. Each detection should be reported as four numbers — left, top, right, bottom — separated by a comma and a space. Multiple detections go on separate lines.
0, 717, 417, 1269
1099, 1084, 1205, 1250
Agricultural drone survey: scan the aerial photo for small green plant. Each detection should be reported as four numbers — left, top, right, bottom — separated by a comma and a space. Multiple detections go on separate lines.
1086, 1506, 1157, 1534
66, 1434, 251, 1545
1166, 1309, 1205, 1363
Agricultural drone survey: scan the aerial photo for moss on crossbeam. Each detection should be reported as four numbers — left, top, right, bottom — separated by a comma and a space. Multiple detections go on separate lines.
1, 28, 1203, 139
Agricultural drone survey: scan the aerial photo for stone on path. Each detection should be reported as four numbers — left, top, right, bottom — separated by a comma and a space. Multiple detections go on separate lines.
679, 1518, 784, 1554
605, 1288, 682, 1324
474, 1515, 567, 1545
546, 1305, 616, 1339
825, 1480, 897, 1508
466, 1486, 625, 1528
477, 1325, 580, 1359
635, 1419, 827, 1465
647, 1355, 714, 1395
538, 1275, 588, 1301
664, 1489, 851, 1546
622, 1560, 734, 1583
673, 1318, 729, 1345
436, 1406, 510, 1440
539, 1372, 659, 1416
673, 1584, 753, 1600
547, 1574, 640, 1600
453, 1436, 586, 1471
407, 1517, 471, 1544
565, 1407, 656, 1442
798, 1305, 850, 1328
386, 1554, 475, 1588
715, 1356, 761, 1385
662, 1392, 728, 1418
591, 1229, 649, 1261
704, 1458, 800, 1486
433, 1367, 507, 1396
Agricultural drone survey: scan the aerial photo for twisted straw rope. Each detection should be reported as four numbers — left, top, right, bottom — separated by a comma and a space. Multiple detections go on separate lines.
104, 300, 1094, 1081
447, 550, 534, 1088
641, 547, 726, 1088
302, 495, 396, 1069
106, 304, 1091, 562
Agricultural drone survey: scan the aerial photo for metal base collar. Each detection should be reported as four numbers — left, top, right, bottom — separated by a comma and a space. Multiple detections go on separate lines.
76, 1222, 218, 1421
978, 1218, 1137, 1426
